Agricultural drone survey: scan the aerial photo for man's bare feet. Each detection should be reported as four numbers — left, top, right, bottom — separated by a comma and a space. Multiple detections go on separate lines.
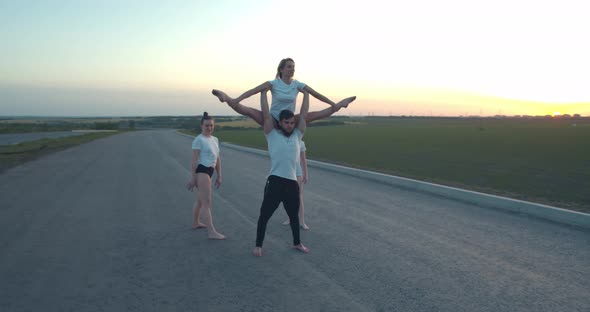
253, 247, 263, 257
337, 96, 357, 108
208, 232, 226, 240
293, 244, 310, 253
211, 89, 229, 103
191, 222, 207, 229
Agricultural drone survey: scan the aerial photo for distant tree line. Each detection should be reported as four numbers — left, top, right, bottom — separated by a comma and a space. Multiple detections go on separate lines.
0, 121, 121, 133
94, 122, 119, 130
3, 114, 586, 134
0, 122, 94, 134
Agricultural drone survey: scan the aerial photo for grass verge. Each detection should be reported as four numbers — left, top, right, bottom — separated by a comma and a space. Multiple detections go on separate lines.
0, 132, 120, 173
179, 117, 590, 214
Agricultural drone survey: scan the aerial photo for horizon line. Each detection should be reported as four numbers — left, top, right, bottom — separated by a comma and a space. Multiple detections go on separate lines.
1, 114, 588, 119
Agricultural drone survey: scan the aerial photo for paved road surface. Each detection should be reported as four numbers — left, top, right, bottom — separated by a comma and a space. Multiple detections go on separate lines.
1, 130, 588, 312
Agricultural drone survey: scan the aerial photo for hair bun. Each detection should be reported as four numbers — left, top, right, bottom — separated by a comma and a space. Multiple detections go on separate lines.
203, 112, 209, 117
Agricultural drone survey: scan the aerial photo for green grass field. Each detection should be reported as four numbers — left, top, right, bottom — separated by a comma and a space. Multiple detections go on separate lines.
199, 117, 590, 213
0, 132, 120, 173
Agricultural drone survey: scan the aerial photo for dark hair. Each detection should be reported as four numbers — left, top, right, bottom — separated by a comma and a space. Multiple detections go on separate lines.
276, 58, 294, 79
278, 109, 294, 121
200, 112, 214, 125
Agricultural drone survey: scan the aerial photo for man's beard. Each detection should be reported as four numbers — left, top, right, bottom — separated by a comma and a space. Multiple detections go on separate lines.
278, 124, 293, 137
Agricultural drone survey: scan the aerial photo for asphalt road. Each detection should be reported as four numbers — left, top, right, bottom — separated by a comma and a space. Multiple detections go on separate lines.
1, 129, 588, 312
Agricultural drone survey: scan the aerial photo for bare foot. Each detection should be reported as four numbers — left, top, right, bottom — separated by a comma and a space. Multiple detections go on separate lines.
191, 222, 207, 229
293, 244, 310, 253
337, 96, 357, 108
211, 89, 229, 103
300, 223, 310, 230
208, 232, 226, 240
253, 247, 263, 257
282, 220, 290, 226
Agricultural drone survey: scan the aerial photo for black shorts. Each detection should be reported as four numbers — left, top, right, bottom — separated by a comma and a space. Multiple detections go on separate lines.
195, 164, 214, 178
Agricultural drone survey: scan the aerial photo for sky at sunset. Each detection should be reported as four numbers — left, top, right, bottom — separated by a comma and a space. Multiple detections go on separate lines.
1, 0, 589, 117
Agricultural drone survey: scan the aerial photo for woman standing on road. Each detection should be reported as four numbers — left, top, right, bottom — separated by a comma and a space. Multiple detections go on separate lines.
188, 112, 225, 240
212, 57, 356, 126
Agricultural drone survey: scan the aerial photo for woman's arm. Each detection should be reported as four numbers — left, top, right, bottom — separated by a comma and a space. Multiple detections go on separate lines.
187, 149, 200, 190
303, 85, 336, 107
214, 156, 222, 189
191, 149, 200, 177
231, 81, 272, 105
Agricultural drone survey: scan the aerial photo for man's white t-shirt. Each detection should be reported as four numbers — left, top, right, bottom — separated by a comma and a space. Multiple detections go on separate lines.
191, 134, 220, 167
265, 128, 302, 181
269, 78, 306, 120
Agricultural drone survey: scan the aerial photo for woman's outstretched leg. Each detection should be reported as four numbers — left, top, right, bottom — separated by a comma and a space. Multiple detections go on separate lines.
305, 96, 356, 123
212, 89, 264, 126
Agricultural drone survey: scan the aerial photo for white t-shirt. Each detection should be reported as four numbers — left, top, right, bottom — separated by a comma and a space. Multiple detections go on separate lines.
296, 140, 306, 177
269, 78, 306, 120
265, 128, 302, 181
191, 134, 220, 167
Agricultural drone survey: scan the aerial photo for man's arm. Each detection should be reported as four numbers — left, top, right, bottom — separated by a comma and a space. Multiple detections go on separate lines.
297, 90, 309, 134
261, 89, 273, 134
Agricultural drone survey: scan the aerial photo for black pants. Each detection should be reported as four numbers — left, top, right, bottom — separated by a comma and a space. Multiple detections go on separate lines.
255, 175, 300, 247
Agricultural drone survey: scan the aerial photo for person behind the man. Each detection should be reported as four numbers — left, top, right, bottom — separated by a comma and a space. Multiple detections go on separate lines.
252, 87, 310, 257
